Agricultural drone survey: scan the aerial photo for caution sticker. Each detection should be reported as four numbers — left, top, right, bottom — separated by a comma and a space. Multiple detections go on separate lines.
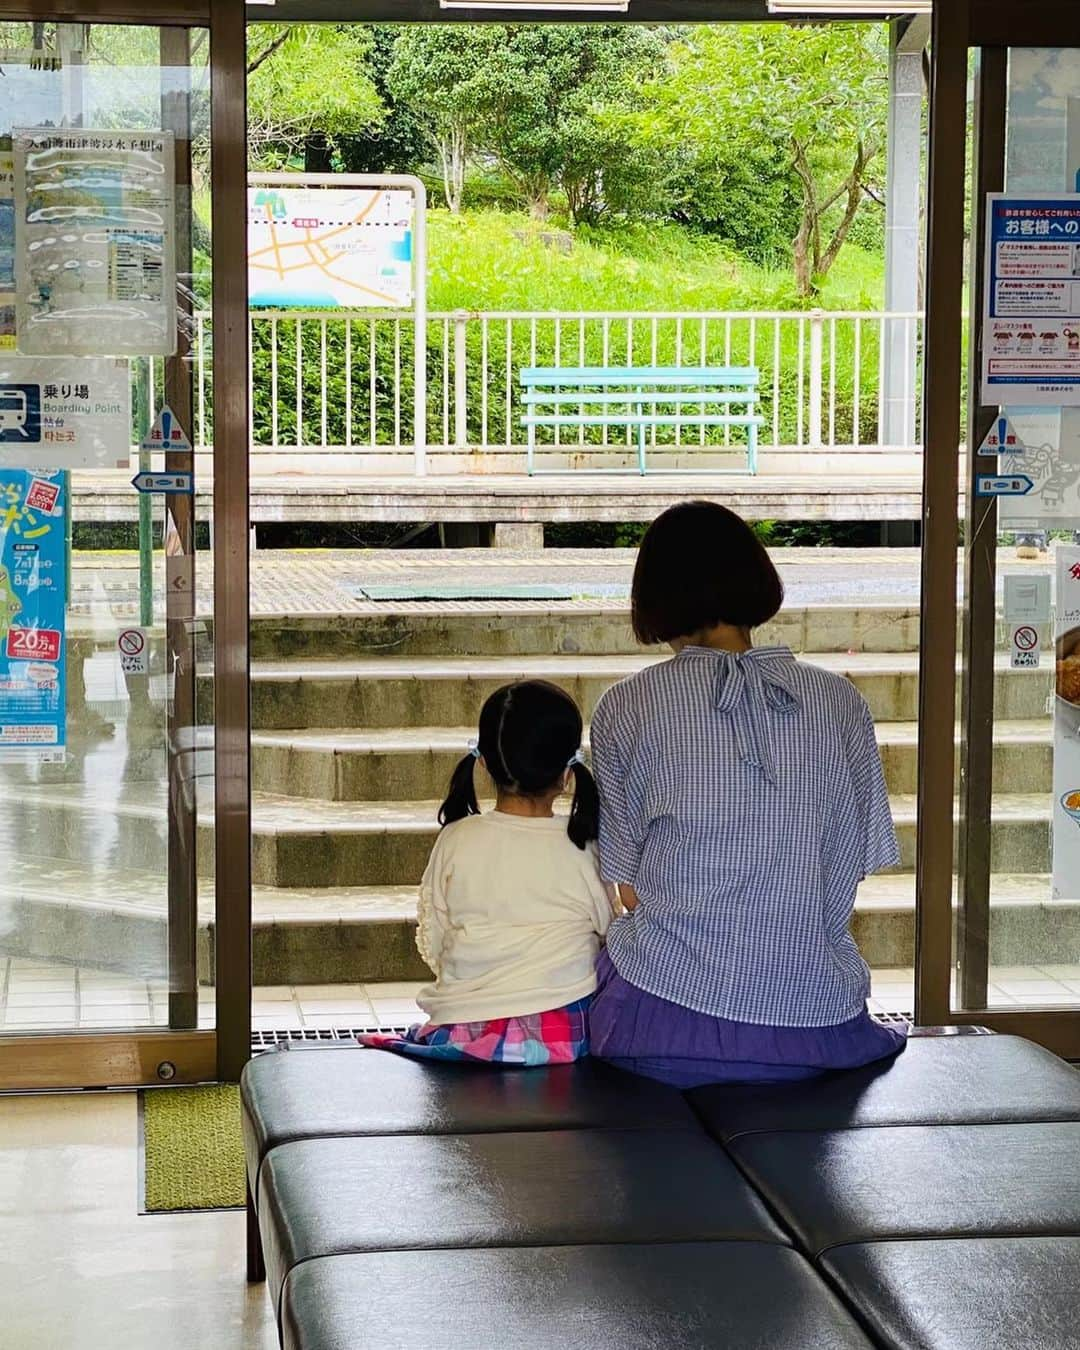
1011, 624, 1041, 670
117, 627, 149, 676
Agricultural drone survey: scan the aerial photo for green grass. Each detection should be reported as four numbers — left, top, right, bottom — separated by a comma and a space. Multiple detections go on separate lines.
427, 210, 885, 313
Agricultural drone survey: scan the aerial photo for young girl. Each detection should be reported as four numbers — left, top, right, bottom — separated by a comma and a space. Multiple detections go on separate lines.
360, 680, 615, 1066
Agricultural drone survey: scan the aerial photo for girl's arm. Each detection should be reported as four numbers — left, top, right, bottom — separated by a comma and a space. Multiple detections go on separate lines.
415, 838, 451, 974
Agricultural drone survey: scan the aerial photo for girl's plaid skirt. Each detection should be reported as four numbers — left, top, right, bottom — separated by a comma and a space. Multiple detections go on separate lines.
358, 997, 591, 1066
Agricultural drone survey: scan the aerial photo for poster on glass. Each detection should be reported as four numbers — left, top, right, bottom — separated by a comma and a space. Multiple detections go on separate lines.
0, 467, 66, 763
982, 194, 1080, 409
13, 128, 176, 357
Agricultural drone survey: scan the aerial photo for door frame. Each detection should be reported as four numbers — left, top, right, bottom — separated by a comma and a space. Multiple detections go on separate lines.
917, 0, 1080, 1057
0, 0, 251, 1089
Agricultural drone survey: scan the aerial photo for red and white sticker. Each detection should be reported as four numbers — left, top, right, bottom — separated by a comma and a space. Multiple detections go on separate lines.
117, 627, 149, 676
7, 626, 61, 662
24, 478, 60, 514
1011, 624, 1041, 669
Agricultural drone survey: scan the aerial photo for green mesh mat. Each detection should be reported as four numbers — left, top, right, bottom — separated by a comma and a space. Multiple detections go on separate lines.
141, 1084, 246, 1212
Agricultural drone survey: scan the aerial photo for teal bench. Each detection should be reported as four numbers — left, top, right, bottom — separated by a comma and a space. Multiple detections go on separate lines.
520, 366, 764, 476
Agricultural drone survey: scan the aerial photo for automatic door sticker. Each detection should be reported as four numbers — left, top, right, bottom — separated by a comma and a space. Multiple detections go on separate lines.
1011, 624, 1041, 669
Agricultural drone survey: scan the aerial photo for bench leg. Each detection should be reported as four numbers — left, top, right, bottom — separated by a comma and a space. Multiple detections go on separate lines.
246, 1182, 266, 1284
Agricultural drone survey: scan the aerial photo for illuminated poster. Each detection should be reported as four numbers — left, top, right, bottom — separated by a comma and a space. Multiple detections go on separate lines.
248, 187, 414, 309
14, 128, 176, 357
0, 467, 66, 762
982, 195, 1080, 408
0, 356, 130, 469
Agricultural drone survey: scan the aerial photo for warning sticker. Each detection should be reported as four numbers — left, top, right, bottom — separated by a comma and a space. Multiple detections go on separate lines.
117, 627, 148, 676
1011, 624, 1042, 669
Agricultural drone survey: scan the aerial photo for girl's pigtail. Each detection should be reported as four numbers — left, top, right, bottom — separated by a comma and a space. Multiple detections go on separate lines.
567, 760, 599, 850
439, 752, 480, 827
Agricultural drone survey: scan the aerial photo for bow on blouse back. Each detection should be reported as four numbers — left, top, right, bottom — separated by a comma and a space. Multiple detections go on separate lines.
711, 647, 801, 784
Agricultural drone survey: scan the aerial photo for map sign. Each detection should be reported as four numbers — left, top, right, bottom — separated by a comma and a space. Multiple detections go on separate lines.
0, 467, 66, 762
982, 194, 1080, 407
248, 187, 414, 309
14, 128, 176, 357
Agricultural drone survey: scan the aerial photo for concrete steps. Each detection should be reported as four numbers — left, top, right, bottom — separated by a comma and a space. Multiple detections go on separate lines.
0, 847, 1071, 984
251, 719, 1054, 802
235, 651, 1054, 730
3, 580, 1066, 986
0, 782, 1056, 890
247, 603, 924, 661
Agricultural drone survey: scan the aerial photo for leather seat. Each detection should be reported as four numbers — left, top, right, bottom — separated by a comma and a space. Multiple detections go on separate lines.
822, 1237, 1080, 1350
689, 1036, 1080, 1143
241, 1047, 695, 1201
730, 1121, 1080, 1256
258, 1128, 787, 1316
280, 1243, 876, 1350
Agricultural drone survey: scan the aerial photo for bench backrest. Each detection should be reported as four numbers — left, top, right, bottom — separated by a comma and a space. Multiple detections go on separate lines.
520, 365, 763, 475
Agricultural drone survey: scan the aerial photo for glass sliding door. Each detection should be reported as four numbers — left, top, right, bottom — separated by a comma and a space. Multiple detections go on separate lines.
919, 0, 1080, 1057
0, 4, 250, 1089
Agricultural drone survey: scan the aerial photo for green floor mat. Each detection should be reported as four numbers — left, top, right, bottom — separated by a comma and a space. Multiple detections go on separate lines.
141, 1084, 246, 1212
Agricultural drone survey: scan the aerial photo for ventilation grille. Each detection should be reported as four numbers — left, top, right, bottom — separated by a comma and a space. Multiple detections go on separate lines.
251, 1015, 992, 1053
251, 1025, 410, 1052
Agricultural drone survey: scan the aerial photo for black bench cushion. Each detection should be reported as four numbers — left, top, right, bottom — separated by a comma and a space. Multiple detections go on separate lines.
281, 1244, 876, 1350
823, 1237, 1080, 1350
731, 1121, 1080, 1256
241, 1048, 695, 1197
259, 1129, 787, 1313
690, 1036, 1080, 1143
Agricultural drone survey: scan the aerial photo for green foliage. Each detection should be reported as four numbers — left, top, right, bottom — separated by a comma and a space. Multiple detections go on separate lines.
336, 26, 427, 176
386, 27, 503, 211
247, 25, 382, 167
633, 24, 890, 293
247, 210, 887, 456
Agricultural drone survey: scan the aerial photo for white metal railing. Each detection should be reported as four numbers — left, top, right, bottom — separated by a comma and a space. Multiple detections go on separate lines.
155, 309, 924, 458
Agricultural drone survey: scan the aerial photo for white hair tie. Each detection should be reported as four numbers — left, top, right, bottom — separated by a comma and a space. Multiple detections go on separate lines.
567, 749, 585, 769
467, 739, 481, 760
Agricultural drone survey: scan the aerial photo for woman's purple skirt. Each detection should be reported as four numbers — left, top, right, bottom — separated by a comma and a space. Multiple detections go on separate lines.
589, 950, 906, 1089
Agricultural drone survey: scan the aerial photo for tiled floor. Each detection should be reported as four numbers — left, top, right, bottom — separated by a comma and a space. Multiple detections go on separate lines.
3, 958, 1080, 1032
0, 959, 428, 1032
0, 1092, 276, 1350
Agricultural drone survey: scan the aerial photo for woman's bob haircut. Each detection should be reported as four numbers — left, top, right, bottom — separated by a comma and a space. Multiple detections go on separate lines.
631, 500, 784, 645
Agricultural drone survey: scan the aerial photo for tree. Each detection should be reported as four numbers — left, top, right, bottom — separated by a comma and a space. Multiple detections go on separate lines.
336, 27, 427, 177
386, 28, 500, 213
471, 25, 669, 223
637, 24, 889, 296
246, 25, 383, 171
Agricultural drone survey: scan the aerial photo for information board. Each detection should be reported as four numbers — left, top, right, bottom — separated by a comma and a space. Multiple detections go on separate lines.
248, 186, 414, 309
0, 466, 66, 762
14, 128, 176, 357
982, 194, 1080, 407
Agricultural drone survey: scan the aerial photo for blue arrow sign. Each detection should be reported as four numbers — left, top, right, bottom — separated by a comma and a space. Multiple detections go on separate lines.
132, 472, 194, 495
975, 474, 1034, 498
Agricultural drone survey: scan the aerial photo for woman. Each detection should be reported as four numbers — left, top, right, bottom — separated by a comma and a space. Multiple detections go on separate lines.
589, 500, 905, 1088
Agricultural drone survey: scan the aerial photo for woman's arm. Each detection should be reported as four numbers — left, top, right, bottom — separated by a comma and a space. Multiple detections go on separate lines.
616, 883, 640, 911
590, 692, 647, 895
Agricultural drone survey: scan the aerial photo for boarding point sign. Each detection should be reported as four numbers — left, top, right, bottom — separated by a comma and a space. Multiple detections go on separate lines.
982, 195, 1080, 406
